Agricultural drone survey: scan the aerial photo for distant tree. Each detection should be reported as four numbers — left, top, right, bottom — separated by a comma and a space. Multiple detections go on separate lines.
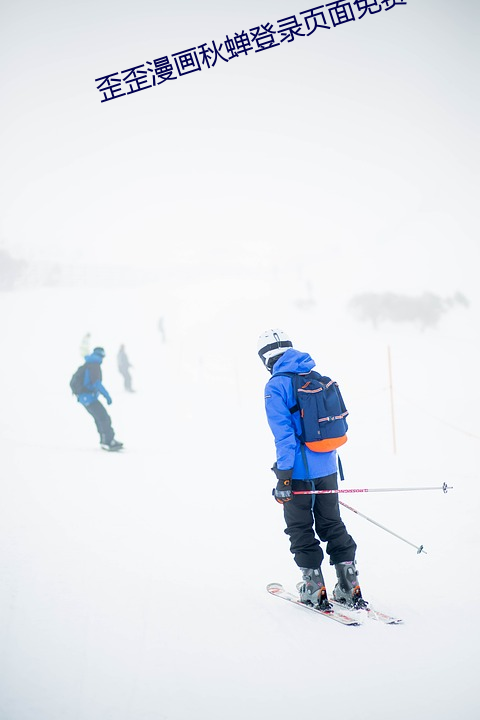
45, 264, 62, 287
448, 291, 469, 309
348, 291, 469, 330
0, 248, 27, 291
294, 281, 316, 311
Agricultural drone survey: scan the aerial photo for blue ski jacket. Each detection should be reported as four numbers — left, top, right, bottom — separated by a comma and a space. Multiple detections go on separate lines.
264, 348, 337, 480
77, 351, 112, 407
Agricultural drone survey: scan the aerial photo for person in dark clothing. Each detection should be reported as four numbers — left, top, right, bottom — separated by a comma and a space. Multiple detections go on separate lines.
258, 328, 366, 610
76, 347, 123, 451
117, 344, 134, 392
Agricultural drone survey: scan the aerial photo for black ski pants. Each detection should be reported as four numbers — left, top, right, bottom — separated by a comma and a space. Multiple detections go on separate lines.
83, 400, 114, 444
283, 473, 356, 569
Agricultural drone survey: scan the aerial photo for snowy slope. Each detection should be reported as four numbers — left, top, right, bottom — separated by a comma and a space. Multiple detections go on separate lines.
0, 277, 479, 720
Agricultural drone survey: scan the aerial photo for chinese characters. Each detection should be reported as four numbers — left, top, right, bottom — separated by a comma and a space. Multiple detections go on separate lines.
95, 1, 407, 103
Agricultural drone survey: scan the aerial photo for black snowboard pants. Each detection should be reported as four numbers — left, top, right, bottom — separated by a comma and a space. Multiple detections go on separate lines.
84, 400, 114, 445
283, 473, 356, 569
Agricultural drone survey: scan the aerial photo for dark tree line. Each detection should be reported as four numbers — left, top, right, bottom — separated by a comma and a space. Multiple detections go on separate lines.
0, 248, 27, 291
348, 291, 469, 329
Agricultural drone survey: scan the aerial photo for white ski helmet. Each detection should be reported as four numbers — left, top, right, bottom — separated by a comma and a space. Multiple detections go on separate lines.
257, 329, 293, 370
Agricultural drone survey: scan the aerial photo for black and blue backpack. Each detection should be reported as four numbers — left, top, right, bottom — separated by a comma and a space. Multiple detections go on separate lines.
69, 364, 87, 395
276, 371, 348, 452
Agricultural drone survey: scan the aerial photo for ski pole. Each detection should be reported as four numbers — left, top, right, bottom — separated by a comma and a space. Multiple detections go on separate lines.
292, 482, 452, 496
338, 499, 427, 554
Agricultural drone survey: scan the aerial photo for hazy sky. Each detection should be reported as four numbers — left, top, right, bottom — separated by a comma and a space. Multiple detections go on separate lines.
1, 1, 478, 295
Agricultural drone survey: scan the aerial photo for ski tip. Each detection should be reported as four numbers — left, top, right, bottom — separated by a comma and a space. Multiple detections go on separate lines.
366, 607, 404, 624
266, 583, 284, 593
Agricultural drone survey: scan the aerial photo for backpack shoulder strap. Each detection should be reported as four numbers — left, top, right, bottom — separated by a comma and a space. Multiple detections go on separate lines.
272, 371, 303, 414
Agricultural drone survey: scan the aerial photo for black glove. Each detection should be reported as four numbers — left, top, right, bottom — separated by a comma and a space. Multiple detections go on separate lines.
271, 464, 293, 504
271, 463, 293, 481
273, 478, 293, 504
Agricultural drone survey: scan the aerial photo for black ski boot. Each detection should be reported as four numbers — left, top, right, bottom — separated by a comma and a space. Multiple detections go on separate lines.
333, 561, 368, 609
297, 568, 332, 611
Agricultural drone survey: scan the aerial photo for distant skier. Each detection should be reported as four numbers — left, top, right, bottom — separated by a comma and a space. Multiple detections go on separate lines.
158, 316, 166, 343
80, 332, 91, 358
117, 344, 134, 392
257, 328, 366, 610
71, 346, 123, 451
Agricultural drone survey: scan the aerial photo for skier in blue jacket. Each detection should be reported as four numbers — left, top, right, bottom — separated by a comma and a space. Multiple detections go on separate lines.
258, 329, 366, 610
77, 347, 123, 451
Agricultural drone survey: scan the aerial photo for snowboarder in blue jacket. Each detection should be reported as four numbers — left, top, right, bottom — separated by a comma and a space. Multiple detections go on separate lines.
76, 347, 123, 451
258, 329, 366, 610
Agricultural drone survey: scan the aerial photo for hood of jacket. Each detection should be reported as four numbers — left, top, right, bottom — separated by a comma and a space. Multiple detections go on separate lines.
84, 351, 103, 364
271, 348, 315, 375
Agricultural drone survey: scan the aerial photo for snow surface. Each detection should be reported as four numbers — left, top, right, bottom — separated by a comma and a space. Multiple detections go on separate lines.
1, 277, 478, 720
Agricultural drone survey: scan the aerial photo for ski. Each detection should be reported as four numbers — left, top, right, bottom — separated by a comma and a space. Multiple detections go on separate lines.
328, 598, 403, 625
267, 583, 361, 626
